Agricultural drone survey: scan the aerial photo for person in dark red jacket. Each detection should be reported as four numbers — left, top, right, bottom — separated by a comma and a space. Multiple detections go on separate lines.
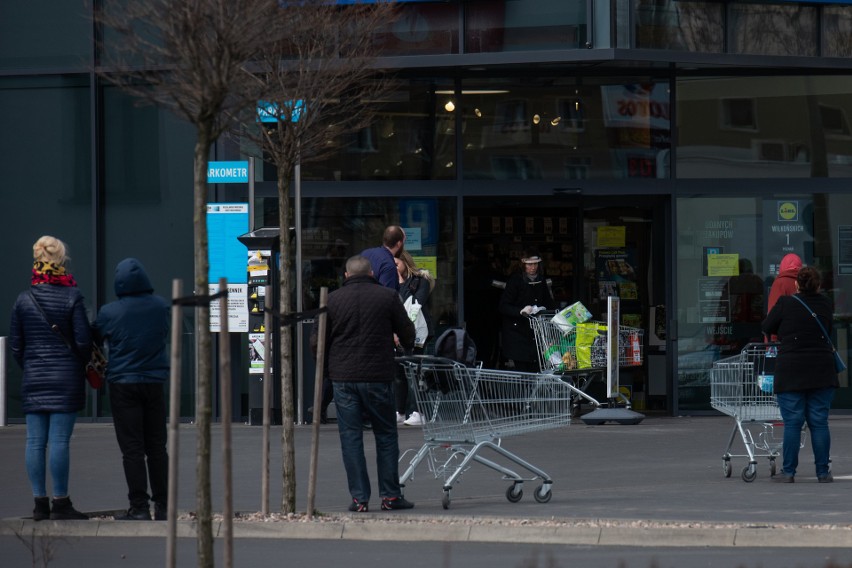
762, 266, 838, 483
312, 255, 415, 512
9, 236, 91, 521
767, 253, 802, 313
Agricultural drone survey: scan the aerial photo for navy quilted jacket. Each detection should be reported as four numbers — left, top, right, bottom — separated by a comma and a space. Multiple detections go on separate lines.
9, 284, 92, 413
317, 274, 415, 382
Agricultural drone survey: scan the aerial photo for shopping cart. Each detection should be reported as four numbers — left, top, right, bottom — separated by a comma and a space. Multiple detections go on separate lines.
397, 356, 594, 509
710, 342, 804, 482
529, 313, 644, 414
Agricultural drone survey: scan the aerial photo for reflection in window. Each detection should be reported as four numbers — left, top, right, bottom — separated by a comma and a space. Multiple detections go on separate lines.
374, 2, 458, 55
297, 197, 459, 347
823, 6, 852, 58
677, 76, 852, 178
461, 78, 671, 180
720, 98, 757, 131
634, 0, 723, 52
465, 0, 586, 52
729, 3, 817, 56
300, 79, 455, 181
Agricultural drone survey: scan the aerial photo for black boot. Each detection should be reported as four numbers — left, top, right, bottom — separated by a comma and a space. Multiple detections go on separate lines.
33, 497, 50, 521
50, 497, 88, 520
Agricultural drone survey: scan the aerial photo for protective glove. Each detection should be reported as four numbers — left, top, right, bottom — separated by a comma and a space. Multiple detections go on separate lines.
520, 305, 534, 316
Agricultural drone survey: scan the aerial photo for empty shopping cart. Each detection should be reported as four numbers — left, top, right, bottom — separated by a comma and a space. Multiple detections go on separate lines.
710, 342, 803, 482
397, 356, 589, 509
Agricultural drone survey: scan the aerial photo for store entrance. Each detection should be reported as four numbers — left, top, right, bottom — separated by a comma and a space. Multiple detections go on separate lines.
462, 195, 669, 412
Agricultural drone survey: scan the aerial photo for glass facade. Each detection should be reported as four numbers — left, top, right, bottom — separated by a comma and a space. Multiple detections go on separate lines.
2, 1, 852, 420
676, 194, 851, 411
676, 76, 852, 178
460, 77, 671, 180
301, 79, 456, 181
466, 0, 587, 52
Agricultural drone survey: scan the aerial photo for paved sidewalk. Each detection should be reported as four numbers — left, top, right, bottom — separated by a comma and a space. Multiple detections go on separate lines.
1, 415, 851, 547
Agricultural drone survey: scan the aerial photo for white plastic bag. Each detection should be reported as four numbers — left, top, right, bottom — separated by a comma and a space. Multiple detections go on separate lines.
404, 296, 428, 348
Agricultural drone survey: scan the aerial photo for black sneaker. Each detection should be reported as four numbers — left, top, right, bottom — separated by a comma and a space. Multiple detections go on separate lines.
381, 496, 414, 511
818, 473, 834, 483
114, 506, 152, 521
154, 502, 168, 521
348, 499, 368, 513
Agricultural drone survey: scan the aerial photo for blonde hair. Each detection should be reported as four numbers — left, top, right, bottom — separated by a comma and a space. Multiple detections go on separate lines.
399, 251, 434, 292
33, 235, 68, 266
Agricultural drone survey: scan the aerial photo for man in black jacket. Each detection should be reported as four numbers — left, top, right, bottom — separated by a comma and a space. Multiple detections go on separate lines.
313, 255, 416, 512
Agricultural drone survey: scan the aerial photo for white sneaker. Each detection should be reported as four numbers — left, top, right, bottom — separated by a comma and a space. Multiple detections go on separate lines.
396, 412, 405, 425
403, 411, 425, 426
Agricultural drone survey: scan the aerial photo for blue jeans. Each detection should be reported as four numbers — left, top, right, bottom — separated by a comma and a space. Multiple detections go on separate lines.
776, 388, 835, 478
332, 381, 402, 503
25, 412, 78, 498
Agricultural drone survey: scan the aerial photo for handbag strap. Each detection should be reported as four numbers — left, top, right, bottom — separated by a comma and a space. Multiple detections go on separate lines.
790, 294, 836, 351
28, 291, 79, 357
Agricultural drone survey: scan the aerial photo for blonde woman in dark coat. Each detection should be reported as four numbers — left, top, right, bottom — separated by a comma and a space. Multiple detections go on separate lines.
9, 236, 91, 520
761, 266, 838, 483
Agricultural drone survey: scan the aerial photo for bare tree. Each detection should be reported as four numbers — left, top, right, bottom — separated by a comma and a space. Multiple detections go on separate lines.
239, 1, 399, 514
95, 1, 277, 565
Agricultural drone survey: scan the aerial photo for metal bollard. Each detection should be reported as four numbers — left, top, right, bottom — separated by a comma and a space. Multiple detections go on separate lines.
0, 336, 6, 427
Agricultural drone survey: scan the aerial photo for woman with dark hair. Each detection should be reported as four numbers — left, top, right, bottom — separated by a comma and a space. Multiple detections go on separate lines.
762, 266, 838, 483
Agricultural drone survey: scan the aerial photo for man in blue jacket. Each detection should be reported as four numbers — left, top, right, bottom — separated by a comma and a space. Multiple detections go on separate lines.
94, 258, 170, 521
360, 225, 406, 290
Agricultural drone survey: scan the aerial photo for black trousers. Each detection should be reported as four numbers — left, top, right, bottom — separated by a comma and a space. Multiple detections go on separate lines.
109, 382, 169, 509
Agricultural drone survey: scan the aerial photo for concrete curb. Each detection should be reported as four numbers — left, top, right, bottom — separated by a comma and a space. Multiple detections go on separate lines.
3, 517, 852, 548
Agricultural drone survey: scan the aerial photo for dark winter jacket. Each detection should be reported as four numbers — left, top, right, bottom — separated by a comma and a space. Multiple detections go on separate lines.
10, 284, 91, 413
313, 274, 414, 382
761, 292, 838, 393
93, 258, 170, 384
498, 272, 555, 363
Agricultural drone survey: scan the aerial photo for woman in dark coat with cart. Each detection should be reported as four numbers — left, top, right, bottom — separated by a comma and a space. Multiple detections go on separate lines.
761, 266, 838, 483
498, 251, 555, 372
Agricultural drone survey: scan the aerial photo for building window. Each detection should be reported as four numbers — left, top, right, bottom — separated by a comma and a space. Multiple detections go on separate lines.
634, 0, 724, 52
720, 98, 757, 131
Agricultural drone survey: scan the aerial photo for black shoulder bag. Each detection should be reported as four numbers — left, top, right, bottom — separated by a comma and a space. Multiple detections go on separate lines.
790, 294, 847, 374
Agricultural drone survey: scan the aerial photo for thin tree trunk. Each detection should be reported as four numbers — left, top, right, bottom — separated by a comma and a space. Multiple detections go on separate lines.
219, 278, 233, 568
307, 287, 328, 519
194, 135, 214, 568
166, 279, 183, 568
278, 170, 297, 513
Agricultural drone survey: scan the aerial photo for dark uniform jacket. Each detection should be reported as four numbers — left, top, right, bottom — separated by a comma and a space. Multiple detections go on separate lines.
315, 274, 415, 382
498, 272, 555, 364
761, 292, 838, 393
10, 284, 92, 413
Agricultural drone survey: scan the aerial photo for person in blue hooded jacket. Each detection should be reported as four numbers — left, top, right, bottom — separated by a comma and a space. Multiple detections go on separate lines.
93, 258, 170, 521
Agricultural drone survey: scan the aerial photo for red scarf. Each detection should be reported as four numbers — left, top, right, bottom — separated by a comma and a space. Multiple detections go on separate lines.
32, 260, 77, 287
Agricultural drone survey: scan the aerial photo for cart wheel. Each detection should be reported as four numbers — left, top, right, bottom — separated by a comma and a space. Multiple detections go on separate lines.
533, 484, 552, 503
723, 459, 732, 478
506, 483, 523, 503
769, 459, 777, 476
741, 464, 757, 482
442, 491, 451, 510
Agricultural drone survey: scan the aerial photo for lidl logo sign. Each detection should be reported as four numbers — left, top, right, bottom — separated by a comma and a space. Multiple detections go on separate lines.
778, 201, 798, 222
